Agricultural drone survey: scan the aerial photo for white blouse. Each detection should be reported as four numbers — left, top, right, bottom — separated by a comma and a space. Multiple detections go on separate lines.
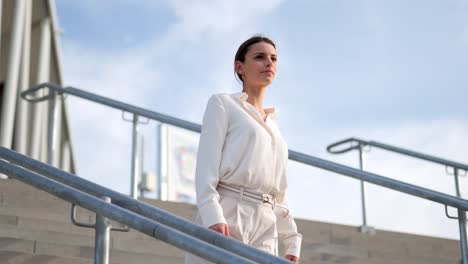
195, 92, 302, 257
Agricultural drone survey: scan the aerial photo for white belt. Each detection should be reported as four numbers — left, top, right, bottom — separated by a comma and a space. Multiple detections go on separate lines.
217, 182, 289, 217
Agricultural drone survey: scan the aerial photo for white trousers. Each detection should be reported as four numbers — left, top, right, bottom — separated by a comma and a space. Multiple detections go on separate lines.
184, 191, 278, 264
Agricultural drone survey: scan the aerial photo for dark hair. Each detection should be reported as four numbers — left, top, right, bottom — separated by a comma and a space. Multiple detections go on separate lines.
234, 35, 276, 82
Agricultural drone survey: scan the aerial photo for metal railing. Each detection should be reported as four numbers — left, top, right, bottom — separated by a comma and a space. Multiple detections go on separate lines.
327, 137, 468, 197
0, 147, 292, 264
327, 137, 468, 262
20, 83, 468, 263
22, 83, 201, 199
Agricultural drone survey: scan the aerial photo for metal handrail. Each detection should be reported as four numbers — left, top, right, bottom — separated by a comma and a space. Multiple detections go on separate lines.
292, 148, 468, 262
327, 137, 468, 172
22, 82, 202, 199
288, 149, 468, 210
0, 147, 291, 264
2, 146, 468, 260
0, 159, 257, 264
21, 83, 202, 132
326, 137, 468, 263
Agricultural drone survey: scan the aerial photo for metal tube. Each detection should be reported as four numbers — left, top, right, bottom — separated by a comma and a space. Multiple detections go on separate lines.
29, 19, 51, 160
454, 169, 468, 264
40, 109, 49, 163
24, 85, 202, 133
53, 97, 63, 167
0, 160, 260, 264
327, 138, 468, 172
60, 104, 76, 174
0, 147, 293, 264
459, 208, 468, 264
287, 149, 468, 211
61, 141, 71, 172
47, 93, 58, 165
14, 0, 32, 155
368, 140, 468, 172
95, 196, 111, 264
0, 0, 26, 149
454, 168, 462, 198
358, 146, 368, 227
139, 134, 145, 197
130, 115, 139, 199
156, 123, 166, 200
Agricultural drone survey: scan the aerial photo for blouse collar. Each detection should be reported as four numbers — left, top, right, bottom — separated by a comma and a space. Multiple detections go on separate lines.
232, 92, 277, 119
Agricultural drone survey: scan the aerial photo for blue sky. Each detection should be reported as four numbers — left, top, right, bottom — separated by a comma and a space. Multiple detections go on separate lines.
56, 0, 468, 239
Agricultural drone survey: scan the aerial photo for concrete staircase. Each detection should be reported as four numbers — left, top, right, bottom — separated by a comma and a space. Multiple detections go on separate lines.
0, 179, 461, 264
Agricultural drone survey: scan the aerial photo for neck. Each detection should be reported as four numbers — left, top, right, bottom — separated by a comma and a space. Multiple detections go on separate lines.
242, 84, 267, 114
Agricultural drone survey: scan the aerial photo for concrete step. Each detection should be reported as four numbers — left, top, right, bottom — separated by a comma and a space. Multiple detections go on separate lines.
0, 208, 177, 244
0, 251, 92, 264
140, 197, 197, 221
0, 222, 184, 258
0, 223, 95, 247
34, 240, 183, 264
0, 235, 184, 264
0, 179, 129, 231
0, 237, 34, 255
0, 213, 95, 238
0, 205, 93, 225
297, 218, 459, 261
300, 241, 457, 264
0, 179, 99, 223
111, 232, 185, 257
0, 215, 186, 259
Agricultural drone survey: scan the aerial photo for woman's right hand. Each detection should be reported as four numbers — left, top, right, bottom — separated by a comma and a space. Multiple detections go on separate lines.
209, 223, 230, 236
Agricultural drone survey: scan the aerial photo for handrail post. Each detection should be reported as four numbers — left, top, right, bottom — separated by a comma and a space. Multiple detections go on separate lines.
358, 145, 375, 234
95, 196, 111, 264
130, 115, 139, 199
358, 145, 368, 227
454, 168, 462, 198
47, 91, 58, 165
454, 168, 468, 264
458, 208, 468, 264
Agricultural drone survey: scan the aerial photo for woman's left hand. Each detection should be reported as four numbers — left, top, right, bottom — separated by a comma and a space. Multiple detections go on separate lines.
285, 254, 299, 263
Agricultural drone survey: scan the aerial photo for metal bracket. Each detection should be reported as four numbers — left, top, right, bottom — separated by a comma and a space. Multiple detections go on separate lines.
362, 144, 372, 153
71, 204, 95, 228
459, 169, 467, 177
21, 85, 65, 103
327, 138, 361, 154
70, 204, 130, 232
445, 166, 467, 177
358, 225, 376, 235
121, 112, 150, 124
445, 205, 468, 221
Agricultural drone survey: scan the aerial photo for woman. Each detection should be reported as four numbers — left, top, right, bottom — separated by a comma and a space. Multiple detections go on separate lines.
185, 36, 302, 263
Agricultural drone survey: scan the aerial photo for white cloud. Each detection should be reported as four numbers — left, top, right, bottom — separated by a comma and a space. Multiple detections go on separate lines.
167, 0, 283, 35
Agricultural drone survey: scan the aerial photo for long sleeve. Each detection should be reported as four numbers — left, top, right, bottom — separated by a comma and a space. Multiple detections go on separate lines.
195, 95, 229, 228
275, 188, 302, 258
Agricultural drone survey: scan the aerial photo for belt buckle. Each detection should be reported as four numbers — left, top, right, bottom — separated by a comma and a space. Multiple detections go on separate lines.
262, 195, 275, 211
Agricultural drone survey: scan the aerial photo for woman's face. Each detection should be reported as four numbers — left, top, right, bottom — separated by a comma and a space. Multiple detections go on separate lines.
236, 42, 277, 87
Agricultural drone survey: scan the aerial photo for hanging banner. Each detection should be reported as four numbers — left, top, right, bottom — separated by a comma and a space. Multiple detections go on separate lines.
158, 124, 198, 204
